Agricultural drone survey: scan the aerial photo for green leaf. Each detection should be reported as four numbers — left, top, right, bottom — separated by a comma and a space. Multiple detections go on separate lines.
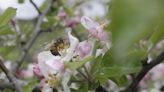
41, 16, 57, 29
95, 66, 140, 86
95, 75, 108, 85
110, 75, 128, 87
95, 49, 143, 85
18, 0, 24, 3
64, 56, 93, 70
102, 49, 145, 69
96, 66, 140, 78
88, 81, 99, 90
0, 46, 15, 56
123, 49, 146, 68
101, 50, 115, 67
95, 67, 140, 86
79, 82, 88, 92
90, 56, 102, 75
149, 21, 164, 45
0, 25, 14, 35
0, 7, 16, 26
111, 0, 164, 61
22, 78, 38, 92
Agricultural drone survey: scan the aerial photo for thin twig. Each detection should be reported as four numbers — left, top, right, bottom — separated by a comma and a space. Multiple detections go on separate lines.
77, 69, 91, 83
83, 65, 92, 80
30, 0, 42, 15
10, 20, 26, 51
0, 59, 24, 92
124, 51, 164, 92
11, 19, 21, 34
13, 0, 54, 72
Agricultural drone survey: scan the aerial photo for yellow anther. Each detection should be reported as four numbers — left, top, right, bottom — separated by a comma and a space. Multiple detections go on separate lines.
100, 22, 107, 29
48, 75, 58, 88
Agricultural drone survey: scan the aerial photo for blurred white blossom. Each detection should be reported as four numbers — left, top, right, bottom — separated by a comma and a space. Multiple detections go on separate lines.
0, 0, 45, 20
81, 1, 106, 19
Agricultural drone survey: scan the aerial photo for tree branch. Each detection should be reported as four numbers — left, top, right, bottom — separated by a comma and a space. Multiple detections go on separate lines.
13, 0, 54, 72
77, 69, 92, 83
124, 51, 164, 92
0, 59, 24, 92
30, 0, 42, 15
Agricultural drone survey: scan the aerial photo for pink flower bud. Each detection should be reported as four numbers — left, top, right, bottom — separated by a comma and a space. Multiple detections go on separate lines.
81, 16, 109, 42
58, 7, 67, 20
33, 64, 44, 79
66, 19, 77, 28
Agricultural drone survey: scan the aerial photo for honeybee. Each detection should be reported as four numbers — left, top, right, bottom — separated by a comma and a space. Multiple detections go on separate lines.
46, 38, 68, 56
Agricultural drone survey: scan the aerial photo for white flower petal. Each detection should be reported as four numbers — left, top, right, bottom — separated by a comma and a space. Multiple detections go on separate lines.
62, 30, 79, 61
42, 84, 53, 92
45, 56, 64, 74
81, 16, 99, 30
76, 40, 92, 59
96, 49, 103, 57
61, 71, 71, 92
38, 51, 55, 62
38, 51, 55, 78
0, 0, 45, 20
81, 1, 106, 18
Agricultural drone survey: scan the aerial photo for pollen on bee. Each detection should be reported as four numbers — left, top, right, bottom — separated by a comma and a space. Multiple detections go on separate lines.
47, 38, 68, 56
45, 80, 48, 83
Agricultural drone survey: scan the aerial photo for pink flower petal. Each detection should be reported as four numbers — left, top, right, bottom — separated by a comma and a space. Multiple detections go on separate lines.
76, 40, 92, 59
81, 16, 99, 30
33, 64, 44, 79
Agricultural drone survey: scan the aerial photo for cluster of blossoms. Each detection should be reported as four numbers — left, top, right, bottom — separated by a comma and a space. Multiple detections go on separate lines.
57, 7, 81, 28
138, 63, 164, 92
33, 16, 111, 92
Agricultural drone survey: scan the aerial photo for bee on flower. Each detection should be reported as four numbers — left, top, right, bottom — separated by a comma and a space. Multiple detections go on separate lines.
33, 16, 111, 92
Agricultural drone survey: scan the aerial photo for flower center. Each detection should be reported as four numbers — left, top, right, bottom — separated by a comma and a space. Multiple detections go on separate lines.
100, 22, 107, 29
46, 74, 59, 88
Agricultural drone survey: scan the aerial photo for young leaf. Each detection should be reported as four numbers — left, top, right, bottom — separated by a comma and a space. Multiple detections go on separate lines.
0, 25, 14, 35
149, 21, 164, 45
64, 56, 93, 70
0, 7, 16, 26
110, 75, 128, 87
90, 56, 102, 76
96, 66, 140, 78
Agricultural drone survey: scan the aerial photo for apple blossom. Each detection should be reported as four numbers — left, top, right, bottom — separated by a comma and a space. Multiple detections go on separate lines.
37, 51, 65, 92
81, 16, 111, 49
34, 30, 81, 91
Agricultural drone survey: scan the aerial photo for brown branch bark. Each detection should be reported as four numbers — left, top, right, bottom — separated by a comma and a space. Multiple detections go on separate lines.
0, 59, 24, 92
123, 51, 164, 92
30, 0, 42, 15
13, 0, 54, 72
